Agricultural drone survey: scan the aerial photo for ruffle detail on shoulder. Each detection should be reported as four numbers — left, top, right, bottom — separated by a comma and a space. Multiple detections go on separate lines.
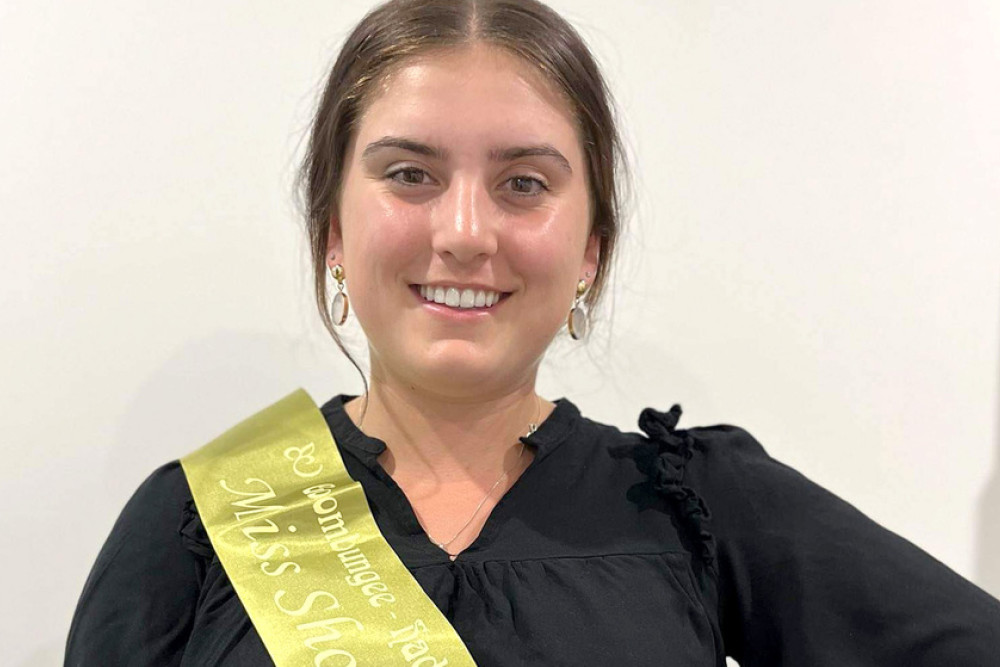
178, 499, 215, 558
639, 405, 717, 570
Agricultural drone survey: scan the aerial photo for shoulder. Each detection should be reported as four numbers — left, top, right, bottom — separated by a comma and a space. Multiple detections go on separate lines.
66, 461, 208, 661
99, 460, 209, 562
635, 406, 854, 539
569, 404, 768, 489
606, 404, 771, 480
570, 405, 769, 573
629, 405, 832, 556
631, 405, 793, 492
122, 459, 191, 516
633, 406, 934, 570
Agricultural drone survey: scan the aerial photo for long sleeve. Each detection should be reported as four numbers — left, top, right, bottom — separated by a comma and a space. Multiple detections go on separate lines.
682, 424, 1000, 665
66, 461, 203, 666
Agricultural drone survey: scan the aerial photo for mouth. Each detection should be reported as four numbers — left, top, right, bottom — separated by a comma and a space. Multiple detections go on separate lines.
411, 284, 511, 310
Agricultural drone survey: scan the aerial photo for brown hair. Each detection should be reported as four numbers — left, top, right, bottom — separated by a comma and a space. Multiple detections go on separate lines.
298, 0, 628, 371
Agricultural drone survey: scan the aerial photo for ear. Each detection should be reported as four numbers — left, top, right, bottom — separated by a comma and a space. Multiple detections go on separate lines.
580, 232, 600, 283
326, 214, 344, 268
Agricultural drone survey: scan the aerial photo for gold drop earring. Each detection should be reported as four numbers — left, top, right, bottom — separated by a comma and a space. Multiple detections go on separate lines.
329, 263, 349, 326
567, 278, 589, 340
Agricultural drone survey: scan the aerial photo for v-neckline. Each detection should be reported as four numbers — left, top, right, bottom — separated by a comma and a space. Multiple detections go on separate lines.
320, 393, 580, 563
377, 443, 541, 562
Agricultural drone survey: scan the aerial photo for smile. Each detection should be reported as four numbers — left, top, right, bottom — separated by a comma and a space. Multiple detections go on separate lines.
416, 285, 506, 309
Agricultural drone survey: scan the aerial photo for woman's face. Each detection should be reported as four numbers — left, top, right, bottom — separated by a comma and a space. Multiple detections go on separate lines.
330, 44, 598, 398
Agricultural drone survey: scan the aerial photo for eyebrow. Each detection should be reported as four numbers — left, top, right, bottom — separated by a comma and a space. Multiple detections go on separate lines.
361, 136, 573, 174
362, 136, 446, 161
489, 145, 573, 174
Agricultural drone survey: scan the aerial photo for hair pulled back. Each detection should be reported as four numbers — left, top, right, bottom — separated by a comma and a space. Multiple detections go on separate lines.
299, 0, 627, 362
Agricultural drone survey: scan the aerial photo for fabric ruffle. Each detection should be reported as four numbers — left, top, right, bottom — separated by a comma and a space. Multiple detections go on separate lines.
639, 404, 717, 570
178, 499, 214, 558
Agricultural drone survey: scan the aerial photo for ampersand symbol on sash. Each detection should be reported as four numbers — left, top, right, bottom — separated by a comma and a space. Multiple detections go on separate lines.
284, 442, 323, 478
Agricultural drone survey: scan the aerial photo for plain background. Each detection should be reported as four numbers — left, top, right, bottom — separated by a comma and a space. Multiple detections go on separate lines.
1, 1, 998, 664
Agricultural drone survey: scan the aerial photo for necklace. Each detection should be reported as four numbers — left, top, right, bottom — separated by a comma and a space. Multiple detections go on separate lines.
432, 396, 541, 557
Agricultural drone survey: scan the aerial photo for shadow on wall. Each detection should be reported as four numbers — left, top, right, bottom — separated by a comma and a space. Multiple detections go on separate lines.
107, 329, 363, 488
974, 289, 1000, 599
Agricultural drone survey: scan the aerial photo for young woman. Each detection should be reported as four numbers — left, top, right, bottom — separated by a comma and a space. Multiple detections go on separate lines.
66, 1, 1000, 665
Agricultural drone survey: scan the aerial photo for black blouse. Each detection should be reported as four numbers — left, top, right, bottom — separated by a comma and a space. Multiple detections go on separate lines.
66, 395, 1000, 665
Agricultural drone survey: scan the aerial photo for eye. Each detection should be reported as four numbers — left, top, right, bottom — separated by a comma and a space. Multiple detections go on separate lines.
386, 167, 433, 187
504, 175, 550, 197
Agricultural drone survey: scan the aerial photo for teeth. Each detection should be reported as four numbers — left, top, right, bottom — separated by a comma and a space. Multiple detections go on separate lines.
418, 285, 502, 309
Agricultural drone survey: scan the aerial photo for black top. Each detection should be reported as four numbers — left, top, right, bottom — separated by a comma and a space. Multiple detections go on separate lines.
66, 395, 1000, 666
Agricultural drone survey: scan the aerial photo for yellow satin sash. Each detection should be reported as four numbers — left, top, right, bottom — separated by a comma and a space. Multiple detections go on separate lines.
180, 389, 477, 667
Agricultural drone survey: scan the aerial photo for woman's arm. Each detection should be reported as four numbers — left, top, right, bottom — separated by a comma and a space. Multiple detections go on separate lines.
683, 425, 1000, 666
65, 461, 203, 666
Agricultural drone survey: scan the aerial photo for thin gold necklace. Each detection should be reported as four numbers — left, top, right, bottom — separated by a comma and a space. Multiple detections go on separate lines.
432, 395, 541, 557
355, 393, 543, 557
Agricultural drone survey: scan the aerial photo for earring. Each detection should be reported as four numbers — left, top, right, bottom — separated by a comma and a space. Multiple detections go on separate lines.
567, 279, 588, 340
329, 263, 349, 326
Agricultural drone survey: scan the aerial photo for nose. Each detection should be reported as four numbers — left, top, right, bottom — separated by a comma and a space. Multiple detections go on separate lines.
430, 175, 498, 264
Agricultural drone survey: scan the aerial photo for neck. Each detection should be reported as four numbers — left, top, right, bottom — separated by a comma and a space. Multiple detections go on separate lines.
343, 368, 553, 483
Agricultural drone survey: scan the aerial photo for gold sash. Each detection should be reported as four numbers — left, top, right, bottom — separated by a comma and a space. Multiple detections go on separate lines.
180, 389, 477, 666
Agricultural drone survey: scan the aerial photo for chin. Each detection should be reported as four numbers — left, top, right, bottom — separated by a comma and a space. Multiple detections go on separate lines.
405, 343, 541, 398
421, 358, 508, 394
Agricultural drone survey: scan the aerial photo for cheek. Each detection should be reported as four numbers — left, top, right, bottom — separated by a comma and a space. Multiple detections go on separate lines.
505, 234, 586, 332
342, 193, 428, 289
515, 235, 575, 281
514, 206, 590, 286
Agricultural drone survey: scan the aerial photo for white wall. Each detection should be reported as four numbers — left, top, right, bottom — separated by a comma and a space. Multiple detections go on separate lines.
1, 1, 997, 663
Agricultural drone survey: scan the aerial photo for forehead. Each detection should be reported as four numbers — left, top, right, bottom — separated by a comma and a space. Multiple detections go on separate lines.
354, 45, 581, 153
